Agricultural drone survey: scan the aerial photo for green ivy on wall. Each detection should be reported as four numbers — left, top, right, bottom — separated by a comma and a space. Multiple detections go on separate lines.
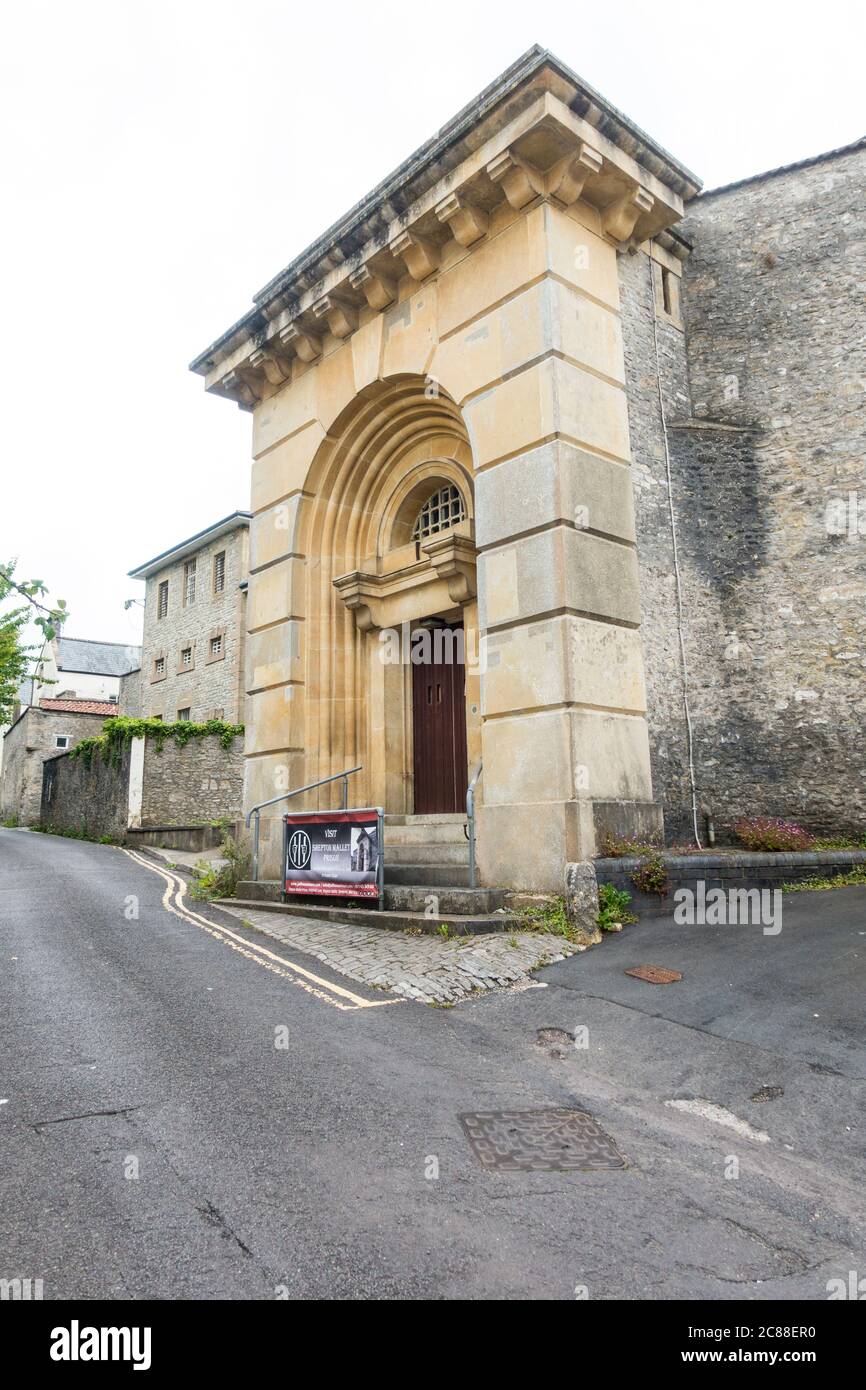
69, 716, 244, 768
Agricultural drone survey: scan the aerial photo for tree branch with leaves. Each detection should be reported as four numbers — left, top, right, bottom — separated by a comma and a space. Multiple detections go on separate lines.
0, 562, 68, 726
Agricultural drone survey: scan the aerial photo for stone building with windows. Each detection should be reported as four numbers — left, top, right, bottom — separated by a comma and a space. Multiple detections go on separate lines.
1, 636, 141, 824
31, 635, 141, 708
1, 699, 120, 824
189, 46, 865, 891
127, 512, 251, 725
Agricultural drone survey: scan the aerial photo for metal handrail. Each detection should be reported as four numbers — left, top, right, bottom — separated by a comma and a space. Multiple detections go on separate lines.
466, 762, 483, 890
245, 765, 362, 881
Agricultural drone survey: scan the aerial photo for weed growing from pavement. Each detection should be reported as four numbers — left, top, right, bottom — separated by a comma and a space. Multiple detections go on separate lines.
29, 824, 121, 845
782, 867, 866, 893
188, 832, 252, 901
518, 896, 591, 943
597, 883, 638, 931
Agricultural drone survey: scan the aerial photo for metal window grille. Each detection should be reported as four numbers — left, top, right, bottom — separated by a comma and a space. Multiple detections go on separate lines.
412, 484, 466, 541
158, 581, 169, 619
213, 551, 226, 593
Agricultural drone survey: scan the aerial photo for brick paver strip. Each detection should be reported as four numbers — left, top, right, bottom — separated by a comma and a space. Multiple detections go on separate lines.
216, 906, 581, 1004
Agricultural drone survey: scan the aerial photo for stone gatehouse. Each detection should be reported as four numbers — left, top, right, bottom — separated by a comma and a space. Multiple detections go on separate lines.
189, 46, 865, 889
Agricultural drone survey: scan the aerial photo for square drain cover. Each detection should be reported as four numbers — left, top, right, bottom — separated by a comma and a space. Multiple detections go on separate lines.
459, 1108, 627, 1172
625, 965, 683, 985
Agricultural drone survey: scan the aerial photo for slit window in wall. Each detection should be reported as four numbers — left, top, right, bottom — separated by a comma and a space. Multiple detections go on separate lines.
157, 580, 169, 620
183, 558, 196, 606
661, 265, 673, 316
213, 551, 226, 594
177, 708, 191, 722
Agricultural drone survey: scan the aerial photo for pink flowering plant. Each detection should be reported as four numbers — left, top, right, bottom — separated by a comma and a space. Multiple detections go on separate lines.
733, 817, 816, 853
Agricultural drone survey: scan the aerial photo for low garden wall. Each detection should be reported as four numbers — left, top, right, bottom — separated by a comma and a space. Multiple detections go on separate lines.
596, 850, 866, 917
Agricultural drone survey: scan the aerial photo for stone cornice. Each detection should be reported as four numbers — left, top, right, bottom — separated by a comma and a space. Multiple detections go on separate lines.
191, 48, 702, 410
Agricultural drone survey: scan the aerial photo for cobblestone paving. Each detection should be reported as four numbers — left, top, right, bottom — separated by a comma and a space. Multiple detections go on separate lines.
215, 906, 583, 1005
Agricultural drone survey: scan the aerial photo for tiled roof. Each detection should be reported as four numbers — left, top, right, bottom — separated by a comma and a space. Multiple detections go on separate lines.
57, 637, 142, 677
38, 699, 118, 716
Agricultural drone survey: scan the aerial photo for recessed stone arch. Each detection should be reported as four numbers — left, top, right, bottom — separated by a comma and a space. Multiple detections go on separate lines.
295, 374, 480, 816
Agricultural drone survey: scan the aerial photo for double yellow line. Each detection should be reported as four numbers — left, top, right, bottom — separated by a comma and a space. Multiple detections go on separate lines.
122, 849, 402, 1012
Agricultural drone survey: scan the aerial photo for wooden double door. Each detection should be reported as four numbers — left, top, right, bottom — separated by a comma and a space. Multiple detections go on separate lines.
411, 622, 468, 814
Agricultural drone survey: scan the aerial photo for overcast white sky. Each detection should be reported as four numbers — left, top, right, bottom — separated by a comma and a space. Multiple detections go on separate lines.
2, 0, 864, 648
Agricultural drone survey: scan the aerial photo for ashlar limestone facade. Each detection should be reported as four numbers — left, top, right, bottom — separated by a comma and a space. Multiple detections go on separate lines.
191, 49, 704, 888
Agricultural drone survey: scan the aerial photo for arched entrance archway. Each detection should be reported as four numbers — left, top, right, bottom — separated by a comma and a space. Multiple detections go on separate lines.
299, 376, 480, 814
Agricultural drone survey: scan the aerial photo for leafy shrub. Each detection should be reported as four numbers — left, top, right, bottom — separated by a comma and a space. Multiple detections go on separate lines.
733, 817, 815, 852
189, 832, 252, 900
597, 883, 638, 931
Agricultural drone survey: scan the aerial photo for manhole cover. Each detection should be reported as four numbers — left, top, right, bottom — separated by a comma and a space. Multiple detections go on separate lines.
751, 1085, 784, 1103
459, 1109, 627, 1172
625, 965, 683, 985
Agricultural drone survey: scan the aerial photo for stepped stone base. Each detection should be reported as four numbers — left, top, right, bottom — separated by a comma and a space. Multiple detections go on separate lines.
226, 896, 515, 936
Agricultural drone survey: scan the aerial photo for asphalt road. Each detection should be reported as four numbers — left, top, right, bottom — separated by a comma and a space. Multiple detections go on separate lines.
2, 827, 865, 1301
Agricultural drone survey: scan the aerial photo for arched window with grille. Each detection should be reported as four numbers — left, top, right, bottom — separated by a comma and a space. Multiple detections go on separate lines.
411, 484, 466, 541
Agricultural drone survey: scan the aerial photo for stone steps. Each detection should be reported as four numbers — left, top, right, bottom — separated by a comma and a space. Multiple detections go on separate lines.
384, 842, 469, 865
227, 896, 513, 936
234, 812, 488, 928
235, 879, 503, 914
384, 863, 472, 887
384, 821, 468, 846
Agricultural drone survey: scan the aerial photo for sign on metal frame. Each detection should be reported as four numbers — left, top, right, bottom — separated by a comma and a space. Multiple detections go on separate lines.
282, 807, 384, 909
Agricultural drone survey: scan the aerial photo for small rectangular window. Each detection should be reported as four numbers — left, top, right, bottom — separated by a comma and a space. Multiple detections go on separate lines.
55, 735, 70, 749
183, 559, 196, 606
213, 551, 226, 594
151, 714, 163, 722
181, 646, 193, 669
157, 580, 169, 619
210, 635, 222, 658
154, 657, 165, 677
177, 708, 191, 722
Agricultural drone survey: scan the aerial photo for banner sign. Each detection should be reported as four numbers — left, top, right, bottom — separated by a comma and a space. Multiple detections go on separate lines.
282, 808, 383, 904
